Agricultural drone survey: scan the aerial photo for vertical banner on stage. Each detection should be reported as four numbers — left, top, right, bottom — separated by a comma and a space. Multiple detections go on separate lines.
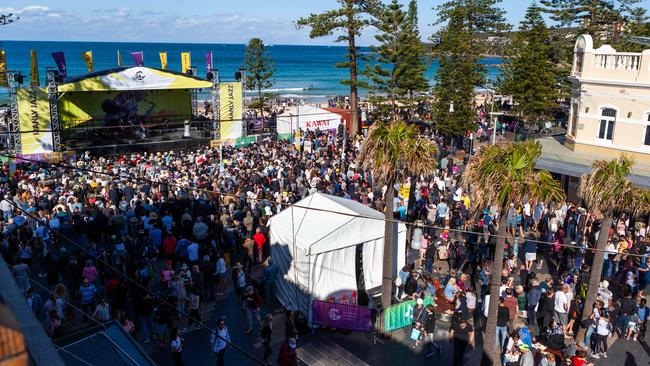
117, 50, 122, 66
0, 50, 7, 87
181, 52, 191, 74
159, 52, 168, 70
29, 49, 40, 87
81, 51, 93, 72
219, 82, 243, 140
205, 51, 213, 75
17, 88, 54, 154
312, 301, 373, 332
51, 51, 67, 79
131, 51, 144, 66
383, 296, 434, 332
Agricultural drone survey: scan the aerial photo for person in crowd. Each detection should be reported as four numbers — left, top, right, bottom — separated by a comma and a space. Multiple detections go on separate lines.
169, 327, 185, 366
211, 317, 231, 366
449, 317, 474, 365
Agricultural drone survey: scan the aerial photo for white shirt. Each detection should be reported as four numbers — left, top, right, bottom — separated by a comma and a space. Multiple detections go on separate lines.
211, 326, 231, 352
170, 336, 183, 352
215, 258, 226, 275
187, 242, 199, 262
554, 291, 568, 313
523, 203, 531, 216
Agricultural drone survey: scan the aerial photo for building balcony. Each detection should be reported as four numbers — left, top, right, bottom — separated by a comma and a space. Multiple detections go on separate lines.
572, 34, 650, 84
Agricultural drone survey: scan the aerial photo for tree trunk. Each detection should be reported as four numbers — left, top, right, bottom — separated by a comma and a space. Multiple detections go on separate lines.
485, 215, 508, 366
381, 183, 395, 309
258, 86, 264, 130
348, 22, 359, 136
578, 214, 612, 335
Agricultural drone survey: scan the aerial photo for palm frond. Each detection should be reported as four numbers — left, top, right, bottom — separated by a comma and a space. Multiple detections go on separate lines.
358, 121, 438, 186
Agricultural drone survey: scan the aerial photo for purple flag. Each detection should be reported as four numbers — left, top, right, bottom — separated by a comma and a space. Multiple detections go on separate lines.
206, 51, 213, 75
311, 300, 372, 332
131, 51, 144, 66
51, 51, 67, 79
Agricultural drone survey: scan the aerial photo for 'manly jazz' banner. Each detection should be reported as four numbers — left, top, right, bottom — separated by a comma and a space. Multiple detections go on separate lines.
17, 87, 54, 154
312, 300, 373, 332
219, 82, 243, 140
159, 52, 168, 70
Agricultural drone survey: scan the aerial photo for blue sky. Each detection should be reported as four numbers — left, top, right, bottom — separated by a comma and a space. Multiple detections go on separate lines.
1, 0, 649, 45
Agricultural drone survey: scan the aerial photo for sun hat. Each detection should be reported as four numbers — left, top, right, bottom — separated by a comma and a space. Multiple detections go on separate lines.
599, 280, 609, 289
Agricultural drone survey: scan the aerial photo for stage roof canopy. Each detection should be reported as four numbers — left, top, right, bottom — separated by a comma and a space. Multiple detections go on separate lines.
58, 66, 213, 92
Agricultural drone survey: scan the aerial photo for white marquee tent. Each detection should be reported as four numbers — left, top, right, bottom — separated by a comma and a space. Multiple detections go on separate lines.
269, 192, 407, 317
276, 105, 342, 136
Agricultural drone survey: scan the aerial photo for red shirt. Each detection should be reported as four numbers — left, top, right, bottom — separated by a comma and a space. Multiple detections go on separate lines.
163, 236, 177, 255
253, 232, 267, 250
571, 356, 586, 366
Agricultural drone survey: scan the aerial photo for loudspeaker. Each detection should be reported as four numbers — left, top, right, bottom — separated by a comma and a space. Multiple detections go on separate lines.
186, 69, 193, 76
235, 70, 242, 81
207, 71, 214, 81
14, 74, 24, 84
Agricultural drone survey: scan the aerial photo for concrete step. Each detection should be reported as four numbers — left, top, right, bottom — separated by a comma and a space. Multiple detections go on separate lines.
297, 335, 369, 366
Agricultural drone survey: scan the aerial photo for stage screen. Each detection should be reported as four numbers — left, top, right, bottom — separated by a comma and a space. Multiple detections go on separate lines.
58, 89, 193, 148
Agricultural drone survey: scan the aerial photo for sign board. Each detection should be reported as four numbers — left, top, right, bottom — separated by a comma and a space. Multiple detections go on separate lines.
312, 300, 372, 332
383, 296, 434, 332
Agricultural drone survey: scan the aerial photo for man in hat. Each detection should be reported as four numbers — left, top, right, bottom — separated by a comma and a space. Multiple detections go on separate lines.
518, 344, 534, 366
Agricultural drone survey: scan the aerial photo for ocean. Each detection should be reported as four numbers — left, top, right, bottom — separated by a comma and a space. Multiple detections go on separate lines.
0, 40, 503, 103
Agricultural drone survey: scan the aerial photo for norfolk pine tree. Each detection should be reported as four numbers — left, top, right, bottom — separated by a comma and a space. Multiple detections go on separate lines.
297, 0, 379, 135
498, 3, 557, 123
242, 38, 275, 126
431, 0, 509, 137
365, 0, 429, 121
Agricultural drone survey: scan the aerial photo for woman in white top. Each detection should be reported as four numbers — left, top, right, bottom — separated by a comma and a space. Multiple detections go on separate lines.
170, 327, 184, 365
591, 315, 611, 359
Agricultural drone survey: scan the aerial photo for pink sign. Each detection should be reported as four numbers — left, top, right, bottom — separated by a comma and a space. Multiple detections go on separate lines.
312, 300, 373, 332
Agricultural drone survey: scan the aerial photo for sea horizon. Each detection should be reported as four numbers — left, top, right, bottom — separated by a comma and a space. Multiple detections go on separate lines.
0, 40, 504, 104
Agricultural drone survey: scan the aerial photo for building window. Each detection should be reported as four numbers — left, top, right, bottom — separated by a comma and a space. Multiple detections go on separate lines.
598, 108, 616, 141
645, 114, 650, 146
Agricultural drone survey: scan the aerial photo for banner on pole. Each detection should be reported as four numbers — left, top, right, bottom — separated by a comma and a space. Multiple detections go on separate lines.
81, 51, 93, 72
30, 49, 39, 87
117, 50, 122, 66
51, 51, 67, 79
383, 296, 434, 332
312, 301, 373, 332
131, 51, 144, 66
206, 51, 213, 75
219, 82, 243, 140
159, 51, 168, 70
17, 88, 54, 154
0, 49, 7, 87
181, 52, 191, 74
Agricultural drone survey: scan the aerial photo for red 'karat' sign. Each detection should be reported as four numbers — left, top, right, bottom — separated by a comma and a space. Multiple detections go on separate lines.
305, 120, 331, 128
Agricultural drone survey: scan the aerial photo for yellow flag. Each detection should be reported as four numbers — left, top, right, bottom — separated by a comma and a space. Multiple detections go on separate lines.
30, 49, 40, 87
181, 52, 191, 74
159, 51, 168, 70
0, 50, 7, 87
81, 51, 93, 72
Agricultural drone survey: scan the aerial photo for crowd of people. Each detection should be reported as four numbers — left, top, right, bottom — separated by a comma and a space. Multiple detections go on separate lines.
1, 126, 649, 366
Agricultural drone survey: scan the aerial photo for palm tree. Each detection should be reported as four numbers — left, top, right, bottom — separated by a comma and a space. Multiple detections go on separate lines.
578, 155, 650, 331
358, 120, 438, 308
462, 140, 565, 365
